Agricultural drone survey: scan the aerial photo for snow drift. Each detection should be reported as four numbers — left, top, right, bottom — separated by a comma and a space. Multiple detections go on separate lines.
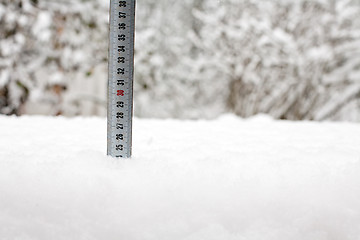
0, 115, 360, 240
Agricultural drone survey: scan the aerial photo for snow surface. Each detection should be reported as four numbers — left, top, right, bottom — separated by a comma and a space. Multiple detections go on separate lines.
0, 115, 360, 240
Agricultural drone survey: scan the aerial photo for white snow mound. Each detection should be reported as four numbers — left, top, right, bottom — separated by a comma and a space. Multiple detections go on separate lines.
0, 116, 360, 240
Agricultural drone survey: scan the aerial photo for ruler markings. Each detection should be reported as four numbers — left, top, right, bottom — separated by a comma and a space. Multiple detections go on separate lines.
108, 0, 136, 158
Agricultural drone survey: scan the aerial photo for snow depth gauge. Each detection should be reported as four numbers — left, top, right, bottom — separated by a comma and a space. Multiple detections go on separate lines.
107, 0, 136, 158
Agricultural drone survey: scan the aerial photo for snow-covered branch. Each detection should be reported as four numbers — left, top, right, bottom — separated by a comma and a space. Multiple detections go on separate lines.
0, 0, 359, 121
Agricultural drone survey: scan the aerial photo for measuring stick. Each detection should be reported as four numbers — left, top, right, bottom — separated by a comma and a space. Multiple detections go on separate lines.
107, 0, 136, 158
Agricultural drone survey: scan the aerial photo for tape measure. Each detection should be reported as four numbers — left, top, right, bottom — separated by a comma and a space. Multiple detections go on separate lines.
107, 0, 136, 158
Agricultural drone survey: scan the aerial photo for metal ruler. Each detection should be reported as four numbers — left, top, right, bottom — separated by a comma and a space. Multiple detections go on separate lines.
107, 0, 136, 158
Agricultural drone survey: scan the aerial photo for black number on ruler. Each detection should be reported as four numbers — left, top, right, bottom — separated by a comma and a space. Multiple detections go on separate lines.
117, 112, 124, 119
117, 68, 125, 75
116, 134, 124, 141
116, 123, 124, 130
119, 23, 126, 30
118, 57, 125, 63
117, 101, 124, 108
118, 46, 126, 52
117, 80, 125, 85
119, 1, 126, 7
116, 145, 124, 151
118, 34, 126, 41
119, 12, 126, 18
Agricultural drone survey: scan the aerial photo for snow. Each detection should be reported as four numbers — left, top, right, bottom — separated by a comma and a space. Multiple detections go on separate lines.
2, 0, 359, 120
32, 12, 52, 42
0, 70, 9, 88
0, 115, 360, 240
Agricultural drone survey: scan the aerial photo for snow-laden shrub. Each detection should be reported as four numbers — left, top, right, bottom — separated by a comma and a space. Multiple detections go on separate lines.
0, 0, 359, 120
133, 0, 215, 119
0, 0, 108, 116
135, 0, 360, 120
192, 0, 360, 121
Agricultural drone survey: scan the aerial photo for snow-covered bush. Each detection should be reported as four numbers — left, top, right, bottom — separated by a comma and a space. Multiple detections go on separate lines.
0, 0, 359, 120
134, 0, 360, 120
134, 0, 213, 118
191, 0, 360, 121
0, 0, 108, 116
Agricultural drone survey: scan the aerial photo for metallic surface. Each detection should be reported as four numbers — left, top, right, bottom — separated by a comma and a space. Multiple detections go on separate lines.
107, 0, 136, 158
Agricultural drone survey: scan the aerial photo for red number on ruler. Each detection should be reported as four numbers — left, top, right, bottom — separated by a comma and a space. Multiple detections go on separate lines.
117, 90, 124, 96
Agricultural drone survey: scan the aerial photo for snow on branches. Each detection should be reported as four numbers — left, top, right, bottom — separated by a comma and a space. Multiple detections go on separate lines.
0, 0, 359, 120
134, 0, 360, 121
0, 0, 108, 116
192, 0, 360, 121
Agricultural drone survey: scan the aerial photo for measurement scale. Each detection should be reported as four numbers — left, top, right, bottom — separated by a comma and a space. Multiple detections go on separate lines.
107, 0, 136, 158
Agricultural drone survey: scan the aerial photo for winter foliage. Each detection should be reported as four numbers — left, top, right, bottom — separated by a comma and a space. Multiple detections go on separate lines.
0, 0, 108, 116
0, 0, 359, 120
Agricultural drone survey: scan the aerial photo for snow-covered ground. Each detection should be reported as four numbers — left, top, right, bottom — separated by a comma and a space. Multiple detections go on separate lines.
0, 115, 360, 240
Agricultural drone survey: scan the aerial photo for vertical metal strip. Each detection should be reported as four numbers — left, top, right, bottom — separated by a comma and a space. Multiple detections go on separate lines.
108, 0, 136, 158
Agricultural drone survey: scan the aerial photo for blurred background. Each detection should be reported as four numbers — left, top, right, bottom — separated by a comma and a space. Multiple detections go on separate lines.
0, 0, 359, 121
